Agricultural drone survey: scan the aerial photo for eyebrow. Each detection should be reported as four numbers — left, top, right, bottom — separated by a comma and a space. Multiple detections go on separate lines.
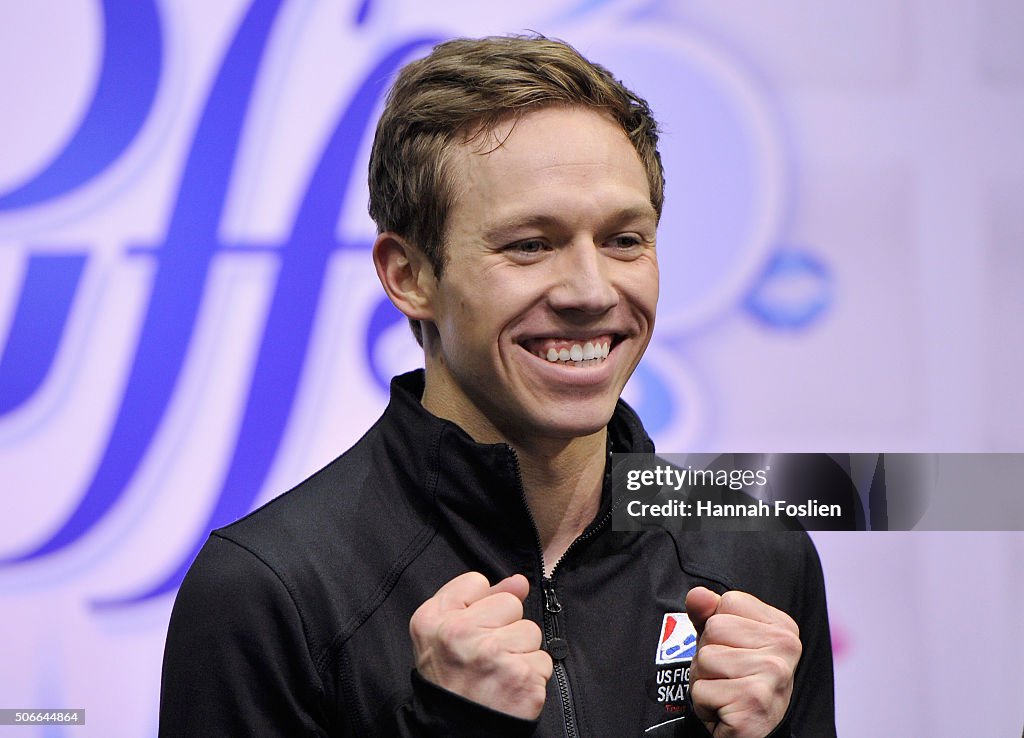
481, 204, 658, 245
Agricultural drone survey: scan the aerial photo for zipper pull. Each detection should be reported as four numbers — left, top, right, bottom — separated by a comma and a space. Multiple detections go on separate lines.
542, 578, 563, 613
542, 579, 569, 661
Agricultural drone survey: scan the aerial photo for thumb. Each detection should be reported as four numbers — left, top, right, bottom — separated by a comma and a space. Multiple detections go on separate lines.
488, 573, 530, 603
684, 586, 722, 636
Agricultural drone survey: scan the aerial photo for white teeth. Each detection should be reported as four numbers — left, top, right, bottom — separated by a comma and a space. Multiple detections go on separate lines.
536, 339, 613, 364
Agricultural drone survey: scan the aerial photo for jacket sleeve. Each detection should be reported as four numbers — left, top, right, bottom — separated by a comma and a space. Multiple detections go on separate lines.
390, 670, 538, 737
776, 532, 837, 737
159, 534, 329, 737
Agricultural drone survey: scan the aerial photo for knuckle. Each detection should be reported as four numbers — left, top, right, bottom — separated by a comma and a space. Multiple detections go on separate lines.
493, 591, 525, 617
538, 651, 554, 679
445, 571, 488, 593
523, 620, 544, 648
786, 631, 803, 659
773, 625, 802, 658
476, 634, 505, 663
763, 654, 791, 683
494, 655, 547, 716
689, 679, 709, 705
526, 685, 547, 715
409, 605, 436, 639
441, 572, 488, 605
700, 642, 727, 660
749, 678, 776, 711
704, 638, 729, 655
719, 590, 745, 610
508, 658, 534, 685
688, 660, 701, 682
507, 676, 547, 719
435, 614, 473, 648
702, 614, 724, 643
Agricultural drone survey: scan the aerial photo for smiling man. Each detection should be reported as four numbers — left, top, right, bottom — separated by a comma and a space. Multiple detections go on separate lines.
160, 36, 836, 737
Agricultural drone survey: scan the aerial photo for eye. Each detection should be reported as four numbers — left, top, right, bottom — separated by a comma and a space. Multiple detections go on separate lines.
605, 233, 650, 258
504, 239, 550, 258
610, 235, 643, 248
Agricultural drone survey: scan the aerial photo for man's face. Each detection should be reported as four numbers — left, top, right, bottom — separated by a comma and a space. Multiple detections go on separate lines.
420, 106, 659, 445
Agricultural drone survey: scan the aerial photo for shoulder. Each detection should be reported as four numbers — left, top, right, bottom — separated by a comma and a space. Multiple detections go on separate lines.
162, 534, 332, 734
180, 421, 437, 666
220, 417, 434, 568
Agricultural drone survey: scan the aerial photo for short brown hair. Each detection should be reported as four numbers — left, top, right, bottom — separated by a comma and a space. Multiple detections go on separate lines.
368, 35, 664, 343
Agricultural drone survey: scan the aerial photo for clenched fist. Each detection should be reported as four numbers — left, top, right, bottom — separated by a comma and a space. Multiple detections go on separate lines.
410, 572, 553, 720
685, 587, 802, 738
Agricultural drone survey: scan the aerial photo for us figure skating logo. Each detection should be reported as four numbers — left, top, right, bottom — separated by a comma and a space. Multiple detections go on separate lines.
656, 613, 698, 664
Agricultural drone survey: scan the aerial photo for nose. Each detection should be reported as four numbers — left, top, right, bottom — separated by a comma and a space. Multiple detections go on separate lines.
547, 240, 619, 315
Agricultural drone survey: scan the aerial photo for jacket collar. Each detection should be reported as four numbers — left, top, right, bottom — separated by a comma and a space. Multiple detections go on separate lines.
379, 370, 654, 575
384, 369, 654, 454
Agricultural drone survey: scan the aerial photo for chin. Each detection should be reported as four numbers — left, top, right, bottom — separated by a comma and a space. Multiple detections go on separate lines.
525, 402, 617, 441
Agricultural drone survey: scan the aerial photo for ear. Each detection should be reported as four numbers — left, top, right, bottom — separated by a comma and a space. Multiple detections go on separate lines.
372, 232, 437, 321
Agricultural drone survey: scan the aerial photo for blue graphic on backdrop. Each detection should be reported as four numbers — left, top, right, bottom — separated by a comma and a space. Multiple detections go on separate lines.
0, 0, 161, 211
1, 0, 286, 575
0, 0, 161, 414
0, 0, 439, 609
0, 1, 830, 607
0, 255, 86, 414
745, 249, 832, 329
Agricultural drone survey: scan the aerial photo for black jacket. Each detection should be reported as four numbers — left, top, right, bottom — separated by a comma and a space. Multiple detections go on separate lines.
160, 370, 835, 736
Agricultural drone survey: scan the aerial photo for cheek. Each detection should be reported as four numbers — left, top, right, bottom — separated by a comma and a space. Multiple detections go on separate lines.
434, 284, 473, 331
641, 264, 660, 313
437, 291, 506, 356
621, 271, 660, 318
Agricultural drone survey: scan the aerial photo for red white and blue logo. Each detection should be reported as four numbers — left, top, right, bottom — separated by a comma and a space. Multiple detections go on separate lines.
656, 613, 698, 665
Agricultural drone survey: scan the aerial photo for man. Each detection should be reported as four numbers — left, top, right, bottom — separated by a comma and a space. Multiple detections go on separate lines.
160, 35, 835, 737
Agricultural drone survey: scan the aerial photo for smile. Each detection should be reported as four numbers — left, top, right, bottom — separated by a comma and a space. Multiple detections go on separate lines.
520, 335, 617, 367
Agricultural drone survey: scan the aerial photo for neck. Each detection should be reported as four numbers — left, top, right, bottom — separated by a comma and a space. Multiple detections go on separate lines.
512, 431, 607, 577
420, 363, 610, 576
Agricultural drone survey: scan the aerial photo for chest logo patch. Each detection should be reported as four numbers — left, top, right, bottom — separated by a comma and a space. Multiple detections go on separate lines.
656, 613, 698, 664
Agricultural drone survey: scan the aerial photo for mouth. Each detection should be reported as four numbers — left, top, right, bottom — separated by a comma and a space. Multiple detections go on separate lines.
518, 333, 620, 368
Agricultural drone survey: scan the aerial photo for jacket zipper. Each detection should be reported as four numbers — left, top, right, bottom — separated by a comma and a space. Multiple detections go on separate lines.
508, 446, 616, 738
541, 578, 576, 738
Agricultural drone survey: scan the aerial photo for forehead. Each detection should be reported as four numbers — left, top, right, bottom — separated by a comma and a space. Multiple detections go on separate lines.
445, 106, 655, 232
